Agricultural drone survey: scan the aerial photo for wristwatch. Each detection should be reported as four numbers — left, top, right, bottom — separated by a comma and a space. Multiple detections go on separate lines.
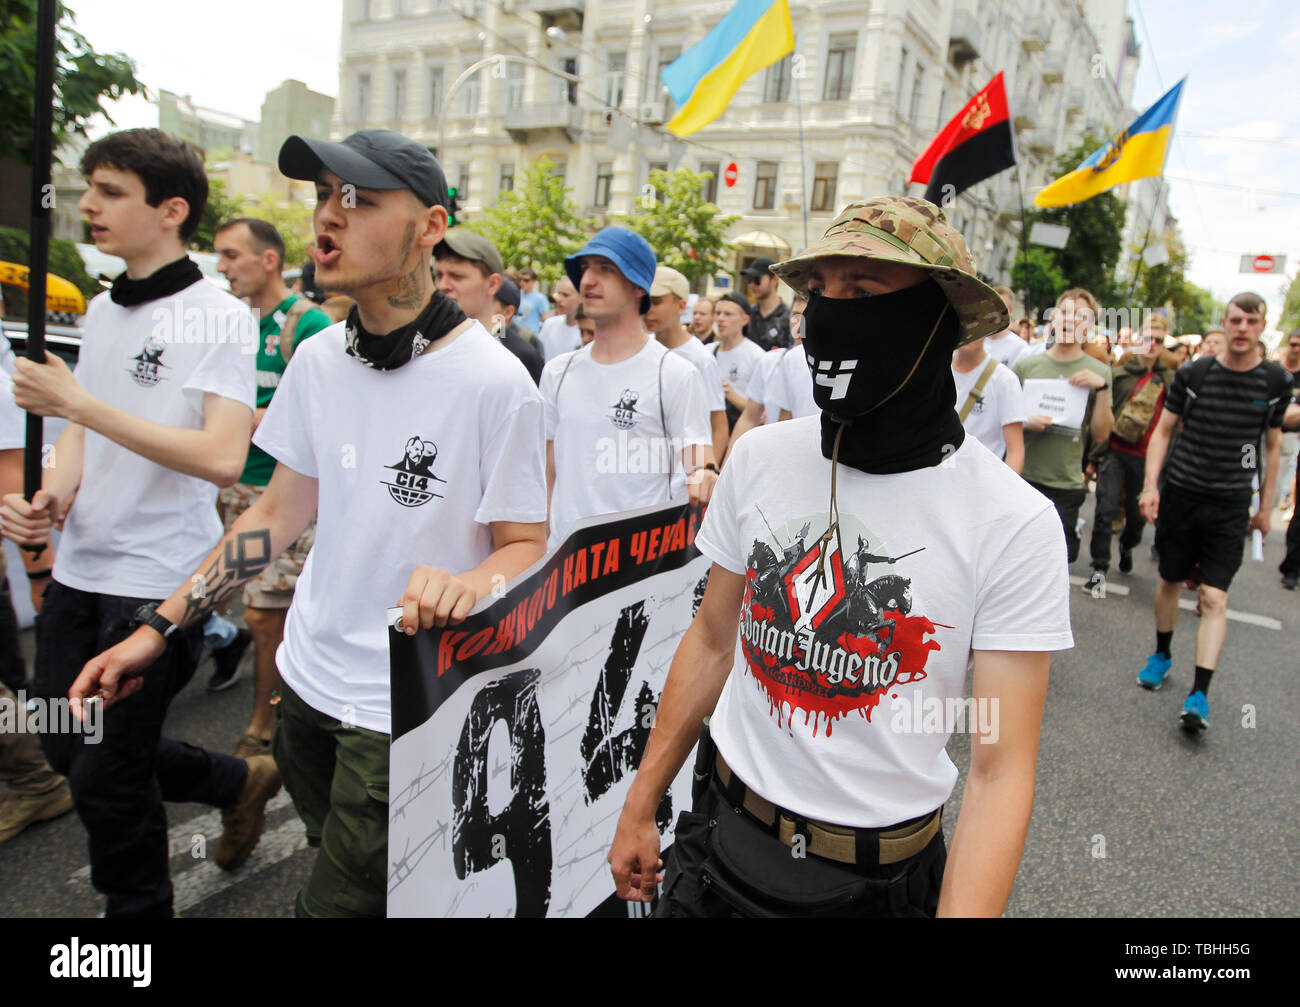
132, 602, 178, 640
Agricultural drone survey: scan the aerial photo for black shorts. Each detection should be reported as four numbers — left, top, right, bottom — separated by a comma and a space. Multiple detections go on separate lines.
1155, 483, 1251, 591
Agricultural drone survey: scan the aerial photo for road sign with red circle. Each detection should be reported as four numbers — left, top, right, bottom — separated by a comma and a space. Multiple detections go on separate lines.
724, 162, 738, 188
1240, 253, 1286, 274
1254, 255, 1274, 272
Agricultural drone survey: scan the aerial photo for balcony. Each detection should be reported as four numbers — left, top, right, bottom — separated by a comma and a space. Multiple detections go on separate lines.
1064, 86, 1084, 116
1020, 16, 1048, 52
948, 10, 981, 68
504, 102, 583, 143
1012, 91, 1037, 132
533, 1, 584, 31
1041, 52, 1064, 84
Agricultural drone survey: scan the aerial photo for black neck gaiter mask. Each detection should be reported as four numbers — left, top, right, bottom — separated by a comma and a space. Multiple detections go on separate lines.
110, 257, 203, 307
800, 278, 964, 474
344, 292, 467, 370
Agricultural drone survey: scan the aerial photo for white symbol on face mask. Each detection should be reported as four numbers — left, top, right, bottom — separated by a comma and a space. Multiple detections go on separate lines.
813, 358, 857, 400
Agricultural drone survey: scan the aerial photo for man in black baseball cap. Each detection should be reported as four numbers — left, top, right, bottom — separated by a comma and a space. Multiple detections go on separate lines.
279, 129, 449, 209
741, 256, 792, 351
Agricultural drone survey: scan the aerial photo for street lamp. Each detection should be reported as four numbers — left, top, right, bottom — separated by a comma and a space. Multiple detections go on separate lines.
436, 53, 582, 167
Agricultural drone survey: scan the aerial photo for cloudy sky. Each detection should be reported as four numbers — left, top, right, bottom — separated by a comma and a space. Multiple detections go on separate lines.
73, 0, 1298, 332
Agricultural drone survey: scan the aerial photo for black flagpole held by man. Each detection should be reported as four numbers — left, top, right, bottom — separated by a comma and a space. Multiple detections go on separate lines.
23, 0, 58, 556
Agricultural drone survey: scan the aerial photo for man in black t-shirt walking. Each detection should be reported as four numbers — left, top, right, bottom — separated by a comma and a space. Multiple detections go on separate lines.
1137, 293, 1292, 730
741, 256, 792, 350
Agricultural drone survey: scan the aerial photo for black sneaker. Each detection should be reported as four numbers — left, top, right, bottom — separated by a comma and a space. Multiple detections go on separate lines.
1118, 547, 1133, 574
208, 628, 252, 692
1082, 569, 1107, 597
1283, 572, 1299, 591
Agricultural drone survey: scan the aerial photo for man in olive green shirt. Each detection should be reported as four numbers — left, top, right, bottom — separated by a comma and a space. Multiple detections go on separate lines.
1013, 288, 1113, 565
214, 218, 331, 754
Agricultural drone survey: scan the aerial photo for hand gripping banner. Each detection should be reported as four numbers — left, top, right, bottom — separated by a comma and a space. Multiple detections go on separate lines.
387, 501, 710, 917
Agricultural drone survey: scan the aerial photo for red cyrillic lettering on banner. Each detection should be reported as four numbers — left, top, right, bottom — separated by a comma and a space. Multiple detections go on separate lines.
590, 540, 606, 575
603, 538, 620, 575
572, 548, 588, 589
629, 531, 646, 563
457, 627, 495, 662
671, 518, 687, 553
484, 610, 515, 656
646, 527, 662, 561
562, 553, 575, 595
544, 569, 559, 608
687, 508, 700, 545
438, 630, 469, 676
512, 599, 530, 644
527, 587, 545, 631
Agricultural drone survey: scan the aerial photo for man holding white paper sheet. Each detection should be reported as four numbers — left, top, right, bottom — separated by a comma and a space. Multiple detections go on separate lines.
1013, 288, 1113, 564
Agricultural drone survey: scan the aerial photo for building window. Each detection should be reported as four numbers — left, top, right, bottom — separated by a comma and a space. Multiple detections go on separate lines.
459, 66, 479, 116
456, 164, 470, 200
656, 46, 680, 115
896, 47, 909, 111
823, 33, 857, 101
763, 54, 791, 103
504, 61, 524, 111
811, 163, 838, 212
908, 64, 924, 124
551, 160, 567, 185
605, 52, 626, 108
594, 162, 613, 208
391, 69, 407, 120
498, 163, 515, 193
699, 161, 720, 204
428, 65, 444, 118
754, 161, 778, 210
355, 72, 371, 122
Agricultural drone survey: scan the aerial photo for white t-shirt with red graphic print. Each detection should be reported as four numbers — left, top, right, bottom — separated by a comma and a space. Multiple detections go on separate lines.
694, 416, 1073, 828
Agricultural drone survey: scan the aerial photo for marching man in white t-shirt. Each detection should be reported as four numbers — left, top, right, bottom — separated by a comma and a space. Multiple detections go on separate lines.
609, 197, 1072, 918
644, 265, 729, 464
951, 330, 1025, 471
983, 286, 1030, 369
711, 292, 766, 430
542, 227, 717, 548
67, 130, 549, 918
535, 277, 582, 362
0, 129, 262, 917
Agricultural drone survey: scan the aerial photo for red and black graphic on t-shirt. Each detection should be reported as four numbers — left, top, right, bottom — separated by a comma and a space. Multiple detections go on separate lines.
739, 510, 943, 737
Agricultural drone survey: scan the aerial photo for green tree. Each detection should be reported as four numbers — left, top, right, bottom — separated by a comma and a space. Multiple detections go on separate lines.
1023, 135, 1127, 307
618, 167, 738, 290
1280, 274, 1300, 333
1010, 246, 1066, 323
0, 1, 145, 166
1174, 281, 1219, 336
191, 175, 246, 252
240, 193, 315, 270
467, 157, 595, 286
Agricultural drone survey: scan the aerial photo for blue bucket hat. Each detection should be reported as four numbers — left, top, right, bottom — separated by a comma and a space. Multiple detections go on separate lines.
564, 226, 657, 314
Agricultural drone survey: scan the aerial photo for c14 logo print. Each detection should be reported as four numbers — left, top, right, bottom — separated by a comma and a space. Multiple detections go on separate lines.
382, 435, 447, 507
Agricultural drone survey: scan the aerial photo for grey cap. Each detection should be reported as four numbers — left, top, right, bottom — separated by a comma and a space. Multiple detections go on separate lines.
435, 229, 505, 276
279, 129, 448, 208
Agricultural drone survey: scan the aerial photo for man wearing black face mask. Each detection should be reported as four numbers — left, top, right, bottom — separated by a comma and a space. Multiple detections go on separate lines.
69, 130, 549, 917
610, 197, 1073, 918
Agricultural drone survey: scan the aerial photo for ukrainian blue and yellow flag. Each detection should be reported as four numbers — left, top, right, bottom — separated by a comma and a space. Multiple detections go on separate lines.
1034, 78, 1185, 207
660, 0, 794, 137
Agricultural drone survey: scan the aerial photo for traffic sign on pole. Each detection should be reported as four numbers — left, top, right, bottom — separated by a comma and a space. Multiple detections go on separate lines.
724, 162, 738, 188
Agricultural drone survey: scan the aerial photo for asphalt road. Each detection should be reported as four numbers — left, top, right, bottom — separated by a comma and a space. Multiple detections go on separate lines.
1, 496, 1296, 918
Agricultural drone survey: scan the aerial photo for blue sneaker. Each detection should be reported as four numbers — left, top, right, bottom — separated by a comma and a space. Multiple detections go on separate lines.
1137, 653, 1172, 690
1180, 691, 1209, 731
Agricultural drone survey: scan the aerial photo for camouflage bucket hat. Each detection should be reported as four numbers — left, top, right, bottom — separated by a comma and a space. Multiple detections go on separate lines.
771, 196, 1009, 346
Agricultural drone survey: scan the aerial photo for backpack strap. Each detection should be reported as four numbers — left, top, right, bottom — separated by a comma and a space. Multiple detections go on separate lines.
958, 358, 999, 422
659, 349, 670, 497
1178, 355, 1217, 422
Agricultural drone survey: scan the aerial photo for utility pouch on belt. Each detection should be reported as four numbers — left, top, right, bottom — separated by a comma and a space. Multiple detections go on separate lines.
700, 807, 918, 918
691, 718, 716, 804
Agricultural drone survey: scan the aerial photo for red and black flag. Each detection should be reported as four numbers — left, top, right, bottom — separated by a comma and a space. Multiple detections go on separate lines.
909, 71, 1016, 205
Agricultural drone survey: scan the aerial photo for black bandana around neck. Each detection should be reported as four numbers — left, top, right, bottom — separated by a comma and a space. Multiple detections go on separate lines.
109, 257, 203, 307
800, 279, 964, 475
344, 292, 467, 370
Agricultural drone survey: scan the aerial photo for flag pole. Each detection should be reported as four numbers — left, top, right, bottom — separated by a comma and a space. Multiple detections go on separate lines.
1014, 162, 1032, 322
792, 51, 809, 249
23, 0, 57, 528
1127, 176, 1164, 302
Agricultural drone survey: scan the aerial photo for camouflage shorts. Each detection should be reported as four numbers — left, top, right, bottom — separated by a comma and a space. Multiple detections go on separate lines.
218, 482, 315, 610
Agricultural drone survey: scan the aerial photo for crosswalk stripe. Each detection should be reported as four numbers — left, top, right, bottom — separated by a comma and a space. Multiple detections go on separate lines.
1068, 576, 1283, 630
172, 818, 308, 914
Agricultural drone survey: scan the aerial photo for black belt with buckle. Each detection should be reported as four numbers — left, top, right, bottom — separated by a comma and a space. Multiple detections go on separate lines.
714, 751, 942, 867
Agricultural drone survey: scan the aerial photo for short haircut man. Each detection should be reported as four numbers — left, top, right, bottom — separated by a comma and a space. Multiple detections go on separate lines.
740, 256, 792, 350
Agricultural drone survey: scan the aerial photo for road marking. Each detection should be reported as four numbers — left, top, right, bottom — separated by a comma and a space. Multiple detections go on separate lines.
172, 818, 308, 914
1069, 576, 1283, 630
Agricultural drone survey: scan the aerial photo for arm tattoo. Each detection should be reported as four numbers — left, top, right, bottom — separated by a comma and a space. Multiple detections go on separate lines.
179, 529, 272, 628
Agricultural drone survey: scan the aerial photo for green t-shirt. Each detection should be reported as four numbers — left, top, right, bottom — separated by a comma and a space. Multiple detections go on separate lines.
240, 295, 332, 486
1013, 350, 1113, 490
